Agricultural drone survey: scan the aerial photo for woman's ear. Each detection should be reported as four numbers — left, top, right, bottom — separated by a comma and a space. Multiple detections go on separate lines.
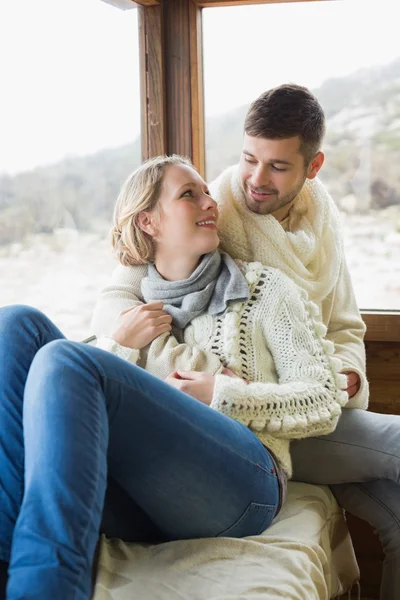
136, 211, 157, 237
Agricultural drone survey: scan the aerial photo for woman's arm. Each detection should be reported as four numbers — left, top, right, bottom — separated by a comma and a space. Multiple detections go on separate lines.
211, 275, 348, 440
92, 266, 224, 378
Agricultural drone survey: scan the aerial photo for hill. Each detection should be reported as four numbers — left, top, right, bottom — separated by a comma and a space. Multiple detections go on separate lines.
2, 57, 400, 245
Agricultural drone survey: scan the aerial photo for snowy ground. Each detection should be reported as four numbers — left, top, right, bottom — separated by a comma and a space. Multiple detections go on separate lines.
1, 209, 399, 341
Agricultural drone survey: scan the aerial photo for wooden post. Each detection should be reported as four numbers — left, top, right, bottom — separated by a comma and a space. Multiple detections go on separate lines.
138, 0, 205, 176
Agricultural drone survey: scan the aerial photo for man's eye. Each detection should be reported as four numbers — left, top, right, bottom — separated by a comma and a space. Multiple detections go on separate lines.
244, 157, 257, 164
271, 165, 287, 172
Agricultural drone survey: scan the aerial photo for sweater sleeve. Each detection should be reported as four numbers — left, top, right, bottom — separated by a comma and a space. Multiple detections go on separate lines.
141, 329, 224, 380
95, 335, 140, 365
323, 257, 369, 410
211, 275, 348, 440
90, 264, 147, 337
90, 265, 224, 378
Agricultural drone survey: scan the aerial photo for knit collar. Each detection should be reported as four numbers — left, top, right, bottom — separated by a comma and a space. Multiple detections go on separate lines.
141, 250, 249, 329
210, 165, 344, 303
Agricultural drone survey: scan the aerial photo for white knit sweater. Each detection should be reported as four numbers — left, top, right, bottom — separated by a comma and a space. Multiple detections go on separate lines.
92, 167, 368, 410
96, 261, 348, 477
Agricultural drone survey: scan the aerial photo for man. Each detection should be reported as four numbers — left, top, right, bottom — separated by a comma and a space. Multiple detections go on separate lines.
91, 84, 400, 600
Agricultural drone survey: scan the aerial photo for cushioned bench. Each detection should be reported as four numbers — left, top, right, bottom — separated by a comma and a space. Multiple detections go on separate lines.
93, 482, 359, 600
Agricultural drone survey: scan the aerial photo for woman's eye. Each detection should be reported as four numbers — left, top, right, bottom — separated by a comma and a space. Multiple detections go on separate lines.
181, 190, 193, 198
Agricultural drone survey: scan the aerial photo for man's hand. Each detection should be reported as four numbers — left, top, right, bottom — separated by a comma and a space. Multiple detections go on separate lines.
165, 371, 215, 406
111, 302, 172, 350
343, 371, 361, 398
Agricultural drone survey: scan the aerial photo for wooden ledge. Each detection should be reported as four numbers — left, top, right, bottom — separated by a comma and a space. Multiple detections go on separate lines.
362, 311, 400, 342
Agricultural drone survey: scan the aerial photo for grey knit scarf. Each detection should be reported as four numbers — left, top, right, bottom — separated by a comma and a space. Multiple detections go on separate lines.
141, 251, 249, 329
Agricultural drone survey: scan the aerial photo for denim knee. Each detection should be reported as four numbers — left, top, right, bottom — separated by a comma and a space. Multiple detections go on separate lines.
0, 304, 49, 333
27, 339, 103, 403
30, 338, 88, 377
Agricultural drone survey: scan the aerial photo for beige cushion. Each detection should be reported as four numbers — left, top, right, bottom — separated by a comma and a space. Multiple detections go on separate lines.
93, 482, 359, 600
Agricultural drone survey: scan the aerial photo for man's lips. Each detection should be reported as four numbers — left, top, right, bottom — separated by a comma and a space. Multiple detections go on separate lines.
248, 186, 277, 201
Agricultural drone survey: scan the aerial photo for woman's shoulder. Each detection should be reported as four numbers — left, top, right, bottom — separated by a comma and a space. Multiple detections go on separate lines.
234, 259, 301, 291
109, 263, 148, 287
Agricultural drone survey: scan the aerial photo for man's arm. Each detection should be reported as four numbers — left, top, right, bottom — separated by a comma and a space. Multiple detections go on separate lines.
323, 257, 369, 410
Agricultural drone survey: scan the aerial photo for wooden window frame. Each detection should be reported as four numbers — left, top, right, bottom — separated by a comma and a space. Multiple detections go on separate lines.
137, 0, 400, 336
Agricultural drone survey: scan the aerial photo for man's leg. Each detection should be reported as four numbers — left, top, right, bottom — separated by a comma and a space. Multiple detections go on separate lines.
291, 408, 400, 600
333, 480, 400, 600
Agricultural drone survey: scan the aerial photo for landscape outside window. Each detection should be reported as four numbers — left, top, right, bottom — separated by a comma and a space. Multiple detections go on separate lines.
0, 0, 141, 340
203, 0, 400, 310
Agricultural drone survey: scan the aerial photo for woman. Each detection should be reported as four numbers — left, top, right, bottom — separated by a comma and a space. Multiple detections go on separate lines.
0, 155, 347, 600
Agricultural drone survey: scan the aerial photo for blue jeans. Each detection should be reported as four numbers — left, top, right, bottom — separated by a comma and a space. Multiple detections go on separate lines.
0, 305, 279, 600
291, 410, 400, 600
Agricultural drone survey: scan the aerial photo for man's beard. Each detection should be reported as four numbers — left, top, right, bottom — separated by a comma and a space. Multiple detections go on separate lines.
243, 181, 304, 216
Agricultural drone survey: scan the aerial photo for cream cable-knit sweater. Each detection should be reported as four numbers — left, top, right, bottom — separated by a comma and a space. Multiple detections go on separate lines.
91, 167, 368, 410
97, 261, 348, 477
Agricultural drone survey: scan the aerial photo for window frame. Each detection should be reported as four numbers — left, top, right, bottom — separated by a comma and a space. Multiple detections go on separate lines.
137, 0, 400, 332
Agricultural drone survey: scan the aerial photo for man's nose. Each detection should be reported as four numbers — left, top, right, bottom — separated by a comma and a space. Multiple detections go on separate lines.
251, 166, 269, 189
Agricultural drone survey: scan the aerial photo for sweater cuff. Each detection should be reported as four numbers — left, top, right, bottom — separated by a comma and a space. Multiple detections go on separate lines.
96, 336, 140, 365
210, 373, 249, 418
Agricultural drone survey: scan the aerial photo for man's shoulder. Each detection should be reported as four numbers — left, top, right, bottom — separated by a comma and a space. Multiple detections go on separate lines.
209, 164, 239, 201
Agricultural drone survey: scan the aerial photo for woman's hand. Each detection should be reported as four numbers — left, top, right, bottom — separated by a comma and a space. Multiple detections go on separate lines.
111, 302, 172, 350
165, 371, 215, 405
165, 368, 249, 405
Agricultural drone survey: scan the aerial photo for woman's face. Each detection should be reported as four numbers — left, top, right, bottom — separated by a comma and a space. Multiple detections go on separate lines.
150, 163, 219, 260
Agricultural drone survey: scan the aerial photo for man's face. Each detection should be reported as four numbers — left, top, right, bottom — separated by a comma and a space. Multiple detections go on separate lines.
239, 134, 312, 218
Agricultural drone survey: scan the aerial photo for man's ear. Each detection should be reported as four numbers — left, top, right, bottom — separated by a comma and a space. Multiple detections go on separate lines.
307, 151, 324, 180
136, 211, 157, 236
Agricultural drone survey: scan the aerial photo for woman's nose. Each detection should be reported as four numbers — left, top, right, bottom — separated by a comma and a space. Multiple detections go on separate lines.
201, 193, 217, 211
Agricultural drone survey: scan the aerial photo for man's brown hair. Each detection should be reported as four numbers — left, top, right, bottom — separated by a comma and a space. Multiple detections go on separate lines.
244, 83, 325, 165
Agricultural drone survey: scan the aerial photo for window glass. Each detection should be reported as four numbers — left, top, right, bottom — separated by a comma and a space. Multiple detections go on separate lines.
0, 0, 141, 339
203, 0, 400, 310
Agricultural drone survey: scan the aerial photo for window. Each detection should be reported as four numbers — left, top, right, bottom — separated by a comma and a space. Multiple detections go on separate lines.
0, 0, 141, 339
203, 0, 400, 310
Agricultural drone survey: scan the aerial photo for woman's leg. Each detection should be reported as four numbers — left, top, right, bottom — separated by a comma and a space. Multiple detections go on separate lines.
0, 305, 64, 565
7, 339, 279, 600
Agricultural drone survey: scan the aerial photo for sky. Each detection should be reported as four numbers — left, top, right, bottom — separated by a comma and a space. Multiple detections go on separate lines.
1, 0, 399, 175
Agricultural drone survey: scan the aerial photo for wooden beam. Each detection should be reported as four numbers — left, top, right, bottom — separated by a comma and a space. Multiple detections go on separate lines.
132, 0, 160, 6
138, 4, 166, 158
193, 0, 330, 7
362, 312, 400, 342
102, 0, 159, 8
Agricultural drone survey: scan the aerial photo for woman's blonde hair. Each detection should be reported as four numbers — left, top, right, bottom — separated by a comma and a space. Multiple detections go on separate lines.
111, 154, 193, 266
